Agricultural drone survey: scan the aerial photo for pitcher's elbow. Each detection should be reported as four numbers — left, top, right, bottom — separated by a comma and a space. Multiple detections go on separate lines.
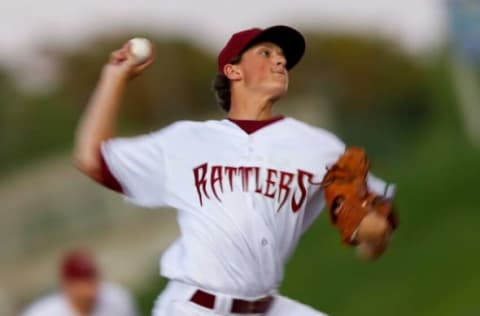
72, 149, 102, 180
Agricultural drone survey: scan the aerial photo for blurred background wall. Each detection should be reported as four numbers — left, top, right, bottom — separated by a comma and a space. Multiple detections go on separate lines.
0, 0, 479, 315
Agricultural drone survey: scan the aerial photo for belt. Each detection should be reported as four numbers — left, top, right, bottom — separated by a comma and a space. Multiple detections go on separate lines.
190, 289, 274, 314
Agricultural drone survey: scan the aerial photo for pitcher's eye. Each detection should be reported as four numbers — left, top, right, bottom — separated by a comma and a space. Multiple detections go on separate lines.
260, 49, 271, 57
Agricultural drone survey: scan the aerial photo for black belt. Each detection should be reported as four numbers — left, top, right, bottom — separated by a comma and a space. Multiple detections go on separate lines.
190, 289, 274, 314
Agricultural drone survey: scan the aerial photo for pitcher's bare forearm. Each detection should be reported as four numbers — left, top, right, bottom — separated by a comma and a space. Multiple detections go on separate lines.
73, 41, 155, 180
73, 69, 128, 179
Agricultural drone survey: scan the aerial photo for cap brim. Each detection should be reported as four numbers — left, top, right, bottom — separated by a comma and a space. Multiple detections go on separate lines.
246, 25, 305, 70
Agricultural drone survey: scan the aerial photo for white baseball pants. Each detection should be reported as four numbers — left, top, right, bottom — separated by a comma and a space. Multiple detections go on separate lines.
152, 280, 328, 316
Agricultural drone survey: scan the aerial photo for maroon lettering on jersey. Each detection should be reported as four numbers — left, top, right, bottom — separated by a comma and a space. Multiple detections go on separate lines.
193, 164, 320, 213
253, 167, 263, 193
238, 167, 254, 192
193, 163, 210, 206
277, 171, 294, 212
224, 166, 237, 192
291, 169, 315, 213
264, 169, 278, 198
211, 165, 224, 202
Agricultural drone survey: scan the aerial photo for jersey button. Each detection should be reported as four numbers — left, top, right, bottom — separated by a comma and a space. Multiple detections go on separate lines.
261, 238, 268, 246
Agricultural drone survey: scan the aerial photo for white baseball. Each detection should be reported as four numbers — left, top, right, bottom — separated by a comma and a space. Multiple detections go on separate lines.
128, 38, 152, 64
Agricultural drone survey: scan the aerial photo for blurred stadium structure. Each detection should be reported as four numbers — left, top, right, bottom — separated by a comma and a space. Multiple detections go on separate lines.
0, 1, 479, 315
447, 0, 480, 146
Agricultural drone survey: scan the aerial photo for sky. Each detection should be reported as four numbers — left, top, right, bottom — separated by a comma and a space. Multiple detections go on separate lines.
0, 0, 448, 87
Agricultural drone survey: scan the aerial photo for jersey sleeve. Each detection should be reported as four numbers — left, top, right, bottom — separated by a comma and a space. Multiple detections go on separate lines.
98, 154, 123, 193
101, 132, 167, 208
20, 306, 38, 316
367, 173, 396, 199
301, 126, 346, 233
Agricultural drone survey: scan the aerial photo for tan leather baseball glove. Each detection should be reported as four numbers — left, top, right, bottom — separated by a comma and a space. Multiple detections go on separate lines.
322, 147, 398, 245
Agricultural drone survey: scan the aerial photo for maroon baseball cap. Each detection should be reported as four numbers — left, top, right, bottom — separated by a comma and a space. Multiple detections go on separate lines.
60, 250, 98, 280
217, 25, 305, 73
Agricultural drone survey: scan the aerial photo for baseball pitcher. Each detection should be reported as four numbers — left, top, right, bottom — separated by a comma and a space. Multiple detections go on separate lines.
73, 25, 397, 315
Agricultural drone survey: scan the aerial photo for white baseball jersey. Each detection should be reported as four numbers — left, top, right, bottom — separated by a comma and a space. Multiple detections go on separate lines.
102, 117, 394, 298
21, 283, 137, 316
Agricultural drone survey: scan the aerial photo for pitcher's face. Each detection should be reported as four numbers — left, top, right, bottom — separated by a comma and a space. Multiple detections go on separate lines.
237, 42, 289, 100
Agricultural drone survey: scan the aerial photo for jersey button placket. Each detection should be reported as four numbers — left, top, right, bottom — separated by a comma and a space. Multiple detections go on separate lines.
247, 136, 256, 207
247, 136, 254, 157
261, 238, 268, 247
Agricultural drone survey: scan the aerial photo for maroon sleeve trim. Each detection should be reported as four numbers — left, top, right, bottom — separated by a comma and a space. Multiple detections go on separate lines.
98, 153, 124, 193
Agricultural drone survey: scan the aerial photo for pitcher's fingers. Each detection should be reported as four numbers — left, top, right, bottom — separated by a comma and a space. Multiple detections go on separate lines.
137, 53, 155, 70
124, 41, 136, 61
110, 49, 127, 64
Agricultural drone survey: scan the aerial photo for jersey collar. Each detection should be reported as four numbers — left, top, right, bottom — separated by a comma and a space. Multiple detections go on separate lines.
227, 116, 285, 134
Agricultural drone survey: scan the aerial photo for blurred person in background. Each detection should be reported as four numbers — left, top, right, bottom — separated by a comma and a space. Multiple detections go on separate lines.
21, 250, 137, 316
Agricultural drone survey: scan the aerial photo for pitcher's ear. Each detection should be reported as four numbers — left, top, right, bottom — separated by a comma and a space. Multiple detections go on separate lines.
224, 64, 241, 81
